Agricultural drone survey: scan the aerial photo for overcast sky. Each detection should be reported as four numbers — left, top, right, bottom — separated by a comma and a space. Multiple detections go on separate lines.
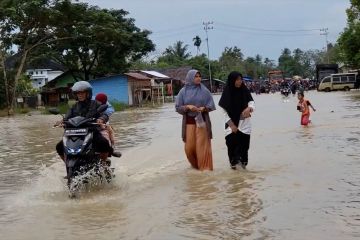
80, 0, 350, 61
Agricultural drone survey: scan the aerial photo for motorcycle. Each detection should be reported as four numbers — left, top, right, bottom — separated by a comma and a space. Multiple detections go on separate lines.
50, 105, 116, 197
280, 87, 291, 97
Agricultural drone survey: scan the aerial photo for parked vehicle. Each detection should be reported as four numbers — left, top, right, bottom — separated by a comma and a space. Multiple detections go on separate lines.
318, 73, 358, 92
316, 64, 339, 85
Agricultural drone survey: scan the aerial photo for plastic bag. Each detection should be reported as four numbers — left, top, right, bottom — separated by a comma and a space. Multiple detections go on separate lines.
195, 112, 206, 128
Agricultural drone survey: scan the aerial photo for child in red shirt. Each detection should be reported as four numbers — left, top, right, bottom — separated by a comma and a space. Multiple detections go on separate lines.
297, 92, 316, 126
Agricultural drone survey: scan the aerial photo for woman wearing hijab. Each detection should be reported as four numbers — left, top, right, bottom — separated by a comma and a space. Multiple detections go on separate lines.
219, 71, 255, 170
175, 70, 216, 171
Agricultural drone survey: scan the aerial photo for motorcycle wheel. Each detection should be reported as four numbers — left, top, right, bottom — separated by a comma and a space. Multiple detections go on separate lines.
67, 167, 79, 198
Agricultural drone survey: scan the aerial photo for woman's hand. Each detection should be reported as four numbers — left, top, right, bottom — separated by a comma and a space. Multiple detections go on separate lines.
228, 121, 238, 133
241, 107, 253, 118
186, 105, 199, 112
198, 107, 206, 112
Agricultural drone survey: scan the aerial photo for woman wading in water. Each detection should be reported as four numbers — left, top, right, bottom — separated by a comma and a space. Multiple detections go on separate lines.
219, 71, 255, 170
175, 70, 216, 171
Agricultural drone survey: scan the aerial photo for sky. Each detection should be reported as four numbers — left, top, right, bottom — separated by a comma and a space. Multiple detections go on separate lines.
80, 0, 350, 61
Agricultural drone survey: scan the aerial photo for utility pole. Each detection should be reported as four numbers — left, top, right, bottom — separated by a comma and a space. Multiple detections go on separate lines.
320, 28, 329, 63
203, 21, 213, 92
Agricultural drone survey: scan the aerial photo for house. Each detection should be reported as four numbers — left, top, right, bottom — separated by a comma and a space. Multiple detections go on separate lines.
124, 72, 151, 106
42, 70, 175, 107
89, 74, 130, 105
201, 78, 226, 93
159, 66, 192, 83
158, 66, 191, 95
4, 55, 66, 89
41, 71, 80, 106
25, 59, 66, 89
136, 70, 172, 103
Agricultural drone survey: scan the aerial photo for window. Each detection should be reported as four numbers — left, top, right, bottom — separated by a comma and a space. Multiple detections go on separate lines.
35, 71, 38, 74
29, 71, 33, 75
333, 76, 341, 83
348, 75, 356, 82
40, 71, 43, 74
341, 76, 348, 82
322, 77, 331, 83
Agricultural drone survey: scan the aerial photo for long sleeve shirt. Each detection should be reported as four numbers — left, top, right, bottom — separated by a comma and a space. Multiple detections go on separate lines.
222, 101, 255, 136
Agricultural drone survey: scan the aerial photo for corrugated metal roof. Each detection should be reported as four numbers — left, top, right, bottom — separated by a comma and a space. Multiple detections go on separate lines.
140, 70, 170, 79
124, 72, 150, 80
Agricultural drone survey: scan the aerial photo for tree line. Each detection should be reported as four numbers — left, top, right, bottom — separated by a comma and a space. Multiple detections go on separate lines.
1, 0, 359, 114
132, 41, 337, 81
0, 0, 154, 114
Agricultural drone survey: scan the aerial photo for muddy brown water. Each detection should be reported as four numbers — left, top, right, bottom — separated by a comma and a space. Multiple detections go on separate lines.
0, 91, 359, 240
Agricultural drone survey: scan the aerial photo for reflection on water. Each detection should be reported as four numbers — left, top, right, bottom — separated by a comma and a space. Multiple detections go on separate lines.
0, 91, 360, 239
175, 171, 265, 239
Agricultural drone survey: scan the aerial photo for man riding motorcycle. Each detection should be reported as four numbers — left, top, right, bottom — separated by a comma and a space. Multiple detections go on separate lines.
55, 81, 112, 163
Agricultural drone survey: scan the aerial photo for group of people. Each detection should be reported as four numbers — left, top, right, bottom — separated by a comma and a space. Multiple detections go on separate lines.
176, 70, 255, 171
55, 70, 316, 173
175, 69, 317, 172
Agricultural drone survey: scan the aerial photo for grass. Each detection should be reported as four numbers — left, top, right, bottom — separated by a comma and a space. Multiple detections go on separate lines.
110, 101, 128, 111
42, 102, 70, 115
15, 107, 31, 114
0, 107, 31, 116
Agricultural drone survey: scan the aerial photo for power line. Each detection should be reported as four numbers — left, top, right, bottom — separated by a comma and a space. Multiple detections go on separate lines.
203, 21, 213, 92
152, 24, 200, 34
217, 22, 321, 33
216, 27, 319, 37
151, 29, 202, 39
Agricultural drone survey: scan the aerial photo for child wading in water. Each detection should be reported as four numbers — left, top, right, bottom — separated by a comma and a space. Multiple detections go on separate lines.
297, 92, 316, 126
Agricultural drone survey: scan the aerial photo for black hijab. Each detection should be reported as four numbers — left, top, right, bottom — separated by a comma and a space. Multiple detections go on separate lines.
219, 71, 254, 126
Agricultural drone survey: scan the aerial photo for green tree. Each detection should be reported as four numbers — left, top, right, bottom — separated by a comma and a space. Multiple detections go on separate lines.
278, 48, 295, 77
187, 54, 209, 77
338, 0, 360, 67
46, 1, 154, 80
0, 0, 59, 115
158, 41, 191, 65
216, 46, 244, 80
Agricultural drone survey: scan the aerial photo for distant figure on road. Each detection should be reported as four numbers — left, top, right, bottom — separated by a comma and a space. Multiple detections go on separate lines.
297, 92, 316, 126
175, 69, 216, 171
219, 71, 255, 170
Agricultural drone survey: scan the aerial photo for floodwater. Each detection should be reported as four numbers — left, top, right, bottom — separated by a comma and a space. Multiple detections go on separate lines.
0, 91, 359, 240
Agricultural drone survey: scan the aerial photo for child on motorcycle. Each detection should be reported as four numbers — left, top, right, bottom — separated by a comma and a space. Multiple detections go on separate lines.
55, 81, 112, 163
95, 93, 121, 158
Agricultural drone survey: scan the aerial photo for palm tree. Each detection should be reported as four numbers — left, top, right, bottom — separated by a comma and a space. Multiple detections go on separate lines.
193, 36, 201, 56
163, 41, 191, 62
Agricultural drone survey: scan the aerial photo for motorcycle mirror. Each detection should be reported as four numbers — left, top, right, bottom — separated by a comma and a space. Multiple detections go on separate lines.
97, 104, 108, 113
48, 108, 60, 115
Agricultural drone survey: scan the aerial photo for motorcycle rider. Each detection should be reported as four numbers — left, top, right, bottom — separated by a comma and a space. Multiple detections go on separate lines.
55, 81, 112, 163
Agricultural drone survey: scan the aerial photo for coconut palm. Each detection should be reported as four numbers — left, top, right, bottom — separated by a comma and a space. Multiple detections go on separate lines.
161, 41, 191, 63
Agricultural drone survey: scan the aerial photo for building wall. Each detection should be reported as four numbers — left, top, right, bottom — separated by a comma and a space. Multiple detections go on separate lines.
27, 69, 64, 89
89, 75, 129, 104
47, 71, 63, 81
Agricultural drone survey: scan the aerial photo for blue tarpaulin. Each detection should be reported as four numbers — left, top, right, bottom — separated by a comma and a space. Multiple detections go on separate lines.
243, 76, 253, 81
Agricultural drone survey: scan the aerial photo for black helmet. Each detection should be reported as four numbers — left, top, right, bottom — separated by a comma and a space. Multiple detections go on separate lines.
71, 81, 93, 100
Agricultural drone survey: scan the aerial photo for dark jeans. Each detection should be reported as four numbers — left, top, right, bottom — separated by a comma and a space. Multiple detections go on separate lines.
56, 130, 112, 157
225, 131, 250, 166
